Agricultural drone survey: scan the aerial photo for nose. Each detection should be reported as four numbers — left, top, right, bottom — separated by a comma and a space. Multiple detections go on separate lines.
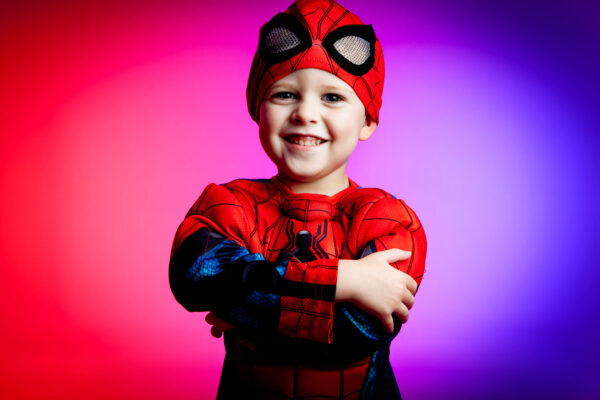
290, 97, 319, 125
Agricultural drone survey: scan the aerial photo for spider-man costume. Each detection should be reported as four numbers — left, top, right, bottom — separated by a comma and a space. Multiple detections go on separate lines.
170, 0, 427, 398
169, 177, 427, 399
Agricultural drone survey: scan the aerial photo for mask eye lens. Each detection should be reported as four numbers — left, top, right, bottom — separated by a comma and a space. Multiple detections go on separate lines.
258, 13, 312, 65
332, 35, 371, 65
265, 26, 301, 54
322, 24, 376, 76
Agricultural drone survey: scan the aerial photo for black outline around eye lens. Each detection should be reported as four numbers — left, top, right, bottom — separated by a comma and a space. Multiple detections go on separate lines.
322, 24, 376, 76
258, 13, 312, 66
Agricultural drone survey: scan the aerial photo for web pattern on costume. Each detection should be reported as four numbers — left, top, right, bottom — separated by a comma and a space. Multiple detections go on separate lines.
169, 178, 426, 399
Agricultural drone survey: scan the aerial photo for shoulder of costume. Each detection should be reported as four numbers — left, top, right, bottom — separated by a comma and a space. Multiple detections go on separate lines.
180, 180, 258, 247
219, 177, 278, 206
186, 178, 270, 218
343, 184, 422, 232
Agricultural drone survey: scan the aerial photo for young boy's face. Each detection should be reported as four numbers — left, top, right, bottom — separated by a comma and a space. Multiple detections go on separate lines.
259, 68, 376, 188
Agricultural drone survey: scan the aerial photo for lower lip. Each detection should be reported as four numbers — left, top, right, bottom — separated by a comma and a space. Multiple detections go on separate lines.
284, 140, 325, 152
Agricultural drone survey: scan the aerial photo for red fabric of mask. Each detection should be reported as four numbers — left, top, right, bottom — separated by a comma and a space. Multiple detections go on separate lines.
246, 0, 385, 125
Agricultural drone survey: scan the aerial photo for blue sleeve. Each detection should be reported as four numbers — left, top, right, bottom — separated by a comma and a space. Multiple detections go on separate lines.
169, 227, 336, 336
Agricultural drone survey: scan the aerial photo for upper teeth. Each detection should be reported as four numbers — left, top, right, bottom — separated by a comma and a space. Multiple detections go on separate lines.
287, 135, 324, 146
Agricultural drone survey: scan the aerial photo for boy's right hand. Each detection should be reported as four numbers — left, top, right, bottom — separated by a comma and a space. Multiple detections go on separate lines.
336, 248, 417, 334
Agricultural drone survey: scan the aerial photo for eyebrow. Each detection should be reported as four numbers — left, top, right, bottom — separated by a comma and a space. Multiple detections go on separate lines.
321, 85, 349, 93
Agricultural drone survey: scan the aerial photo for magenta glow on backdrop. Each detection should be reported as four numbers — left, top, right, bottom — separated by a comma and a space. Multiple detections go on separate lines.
1, 0, 599, 399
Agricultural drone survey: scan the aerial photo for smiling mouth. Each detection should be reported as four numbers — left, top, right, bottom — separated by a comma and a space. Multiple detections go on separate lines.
284, 135, 327, 146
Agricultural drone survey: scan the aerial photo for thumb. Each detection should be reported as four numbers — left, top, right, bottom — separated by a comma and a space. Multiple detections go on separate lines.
379, 248, 412, 264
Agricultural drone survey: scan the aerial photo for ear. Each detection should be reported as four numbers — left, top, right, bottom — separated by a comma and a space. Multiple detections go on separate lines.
359, 115, 377, 141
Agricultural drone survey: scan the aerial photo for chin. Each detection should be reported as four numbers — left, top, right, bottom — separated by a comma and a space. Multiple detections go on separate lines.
280, 169, 320, 183
285, 173, 315, 182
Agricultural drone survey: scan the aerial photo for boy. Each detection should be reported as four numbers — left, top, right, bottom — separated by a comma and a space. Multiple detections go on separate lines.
169, 0, 427, 398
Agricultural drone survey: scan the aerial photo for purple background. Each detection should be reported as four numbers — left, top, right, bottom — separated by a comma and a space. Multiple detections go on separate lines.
1, 0, 599, 398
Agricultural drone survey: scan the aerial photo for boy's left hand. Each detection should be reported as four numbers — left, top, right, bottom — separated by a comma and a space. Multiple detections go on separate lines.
205, 312, 234, 338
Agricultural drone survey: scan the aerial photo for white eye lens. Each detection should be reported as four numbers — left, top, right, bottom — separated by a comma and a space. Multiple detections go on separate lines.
333, 35, 370, 65
265, 26, 301, 54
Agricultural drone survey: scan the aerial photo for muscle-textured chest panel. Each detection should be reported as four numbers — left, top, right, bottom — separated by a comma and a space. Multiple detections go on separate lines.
231, 176, 377, 264
256, 191, 352, 262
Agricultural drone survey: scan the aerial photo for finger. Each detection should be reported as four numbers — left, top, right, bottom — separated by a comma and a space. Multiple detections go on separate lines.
395, 303, 410, 324
211, 325, 223, 338
205, 313, 214, 325
403, 292, 415, 310
382, 314, 395, 334
406, 277, 418, 296
380, 248, 412, 264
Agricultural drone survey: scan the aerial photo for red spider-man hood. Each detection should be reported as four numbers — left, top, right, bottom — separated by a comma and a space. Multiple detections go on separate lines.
246, 0, 385, 125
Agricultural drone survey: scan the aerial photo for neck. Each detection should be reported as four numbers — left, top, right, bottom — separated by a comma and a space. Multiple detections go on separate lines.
276, 171, 350, 196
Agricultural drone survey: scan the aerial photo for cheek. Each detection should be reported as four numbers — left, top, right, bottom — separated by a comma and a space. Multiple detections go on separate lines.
344, 108, 367, 141
258, 125, 273, 154
333, 117, 361, 141
258, 101, 268, 124
260, 103, 283, 131
258, 119, 281, 159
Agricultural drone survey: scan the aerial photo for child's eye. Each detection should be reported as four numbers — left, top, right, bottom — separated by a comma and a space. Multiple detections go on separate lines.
323, 93, 343, 102
273, 91, 296, 100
